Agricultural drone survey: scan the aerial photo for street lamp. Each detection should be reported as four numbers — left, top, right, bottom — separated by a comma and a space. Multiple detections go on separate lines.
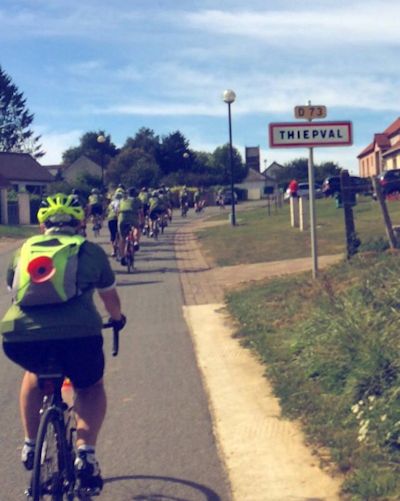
96, 134, 106, 190
222, 89, 236, 226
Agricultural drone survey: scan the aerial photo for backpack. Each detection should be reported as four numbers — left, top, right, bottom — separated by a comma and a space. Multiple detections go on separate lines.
12, 234, 86, 307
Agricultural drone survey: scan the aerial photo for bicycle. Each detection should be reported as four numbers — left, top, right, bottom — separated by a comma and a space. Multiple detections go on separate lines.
112, 233, 120, 262
91, 214, 102, 238
152, 217, 160, 240
26, 323, 120, 501
159, 212, 168, 234
124, 226, 136, 274
180, 201, 189, 217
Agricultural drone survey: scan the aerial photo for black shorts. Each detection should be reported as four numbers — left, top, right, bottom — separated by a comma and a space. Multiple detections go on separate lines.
108, 219, 118, 242
90, 204, 103, 216
149, 208, 164, 221
3, 336, 105, 389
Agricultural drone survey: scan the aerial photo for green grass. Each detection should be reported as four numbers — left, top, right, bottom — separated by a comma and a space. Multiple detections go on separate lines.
224, 249, 400, 499
0, 225, 37, 239
197, 197, 400, 266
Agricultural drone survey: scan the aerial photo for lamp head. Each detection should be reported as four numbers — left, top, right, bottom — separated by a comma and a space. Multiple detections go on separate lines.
223, 89, 236, 104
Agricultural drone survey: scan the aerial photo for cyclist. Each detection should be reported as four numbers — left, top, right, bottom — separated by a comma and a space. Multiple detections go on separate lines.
117, 187, 143, 265
148, 190, 167, 236
179, 185, 189, 216
0, 193, 126, 494
194, 187, 205, 213
87, 188, 104, 228
165, 186, 174, 221
105, 194, 120, 257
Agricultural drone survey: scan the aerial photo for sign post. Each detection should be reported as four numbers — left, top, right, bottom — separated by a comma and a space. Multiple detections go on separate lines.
269, 104, 353, 279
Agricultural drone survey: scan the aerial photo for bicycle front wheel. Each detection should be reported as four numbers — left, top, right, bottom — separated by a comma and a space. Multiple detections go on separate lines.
32, 407, 72, 500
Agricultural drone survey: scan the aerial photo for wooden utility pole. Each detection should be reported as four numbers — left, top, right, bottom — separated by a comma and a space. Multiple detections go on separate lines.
372, 176, 397, 248
340, 170, 360, 259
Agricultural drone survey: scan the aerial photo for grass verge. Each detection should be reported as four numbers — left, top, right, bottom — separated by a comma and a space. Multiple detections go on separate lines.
197, 197, 400, 266
226, 251, 400, 500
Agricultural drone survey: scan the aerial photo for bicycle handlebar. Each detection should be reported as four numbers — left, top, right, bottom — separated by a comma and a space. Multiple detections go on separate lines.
102, 322, 120, 357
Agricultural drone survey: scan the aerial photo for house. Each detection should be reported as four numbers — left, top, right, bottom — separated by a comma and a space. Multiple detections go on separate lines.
63, 155, 103, 184
262, 161, 284, 180
0, 152, 54, 225
0, 152, 54, 193
44, 164, 64, 179
236, 168, 278, 200
358, 117, 400, 177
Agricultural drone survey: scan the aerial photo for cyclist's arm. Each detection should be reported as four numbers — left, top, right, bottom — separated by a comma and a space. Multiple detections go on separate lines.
98, 287, 123, 321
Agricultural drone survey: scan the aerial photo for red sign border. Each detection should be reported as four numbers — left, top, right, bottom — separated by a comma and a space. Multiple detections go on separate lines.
269, 121, 353, 148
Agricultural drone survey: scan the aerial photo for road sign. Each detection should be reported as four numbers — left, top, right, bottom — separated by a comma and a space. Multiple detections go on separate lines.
269, 121, 353, 148
294, 105, 327, 120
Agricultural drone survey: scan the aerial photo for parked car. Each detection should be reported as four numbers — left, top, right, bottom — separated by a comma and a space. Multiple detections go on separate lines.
284, 182, 323, 200
374, 169, 400, 198
322, 175, 373, 197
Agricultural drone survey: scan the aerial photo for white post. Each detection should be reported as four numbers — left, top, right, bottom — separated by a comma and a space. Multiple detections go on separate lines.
18, 192, 31, 224
290, 196, 299, 228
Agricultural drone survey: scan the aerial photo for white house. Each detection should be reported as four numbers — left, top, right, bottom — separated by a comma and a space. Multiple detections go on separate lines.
236, 168, 278, 200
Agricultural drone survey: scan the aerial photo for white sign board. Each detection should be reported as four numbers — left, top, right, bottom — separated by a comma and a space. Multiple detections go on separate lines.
269, 121, 353, 148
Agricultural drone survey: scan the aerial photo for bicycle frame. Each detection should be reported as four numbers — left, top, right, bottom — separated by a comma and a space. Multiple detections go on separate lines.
27, 325, 119, 499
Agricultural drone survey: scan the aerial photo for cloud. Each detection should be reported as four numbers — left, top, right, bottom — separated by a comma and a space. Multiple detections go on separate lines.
37, 129, 82, 165
184, 2, 400, 46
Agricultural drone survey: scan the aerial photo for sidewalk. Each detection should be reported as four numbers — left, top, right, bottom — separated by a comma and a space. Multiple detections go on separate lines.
176, 219, 343, 501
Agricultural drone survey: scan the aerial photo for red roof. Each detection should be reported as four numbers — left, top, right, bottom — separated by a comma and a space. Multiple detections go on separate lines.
374, 133, 391, 150
383, 117, 400, 137
357, 142, 374, 158
358, 118, 400, 158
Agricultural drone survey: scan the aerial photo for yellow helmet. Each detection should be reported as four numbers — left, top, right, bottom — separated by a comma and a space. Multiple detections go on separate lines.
37, 193, 85, 225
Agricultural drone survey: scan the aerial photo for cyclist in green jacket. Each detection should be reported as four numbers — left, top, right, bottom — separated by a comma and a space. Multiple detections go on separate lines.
117, 187, 143, 265
1, 193, 126, 494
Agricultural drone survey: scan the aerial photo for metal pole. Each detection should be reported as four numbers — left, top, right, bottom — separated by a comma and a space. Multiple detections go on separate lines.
308, 146, 318, 279
228, 102, 236, 226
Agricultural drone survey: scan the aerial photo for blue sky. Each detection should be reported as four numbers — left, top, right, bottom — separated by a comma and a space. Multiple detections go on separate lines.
1, 0, 399, 174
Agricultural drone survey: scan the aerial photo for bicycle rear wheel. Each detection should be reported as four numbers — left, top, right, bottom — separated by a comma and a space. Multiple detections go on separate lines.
126, 247, 134, 273
32, 407, 73, 500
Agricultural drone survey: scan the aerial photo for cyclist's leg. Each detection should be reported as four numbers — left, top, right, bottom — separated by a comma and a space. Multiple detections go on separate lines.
108, 219, 118, 256
3, 342, 45, 442
118, 221, 128, 261
74, 378, 106, 448
20, 372, 42, 441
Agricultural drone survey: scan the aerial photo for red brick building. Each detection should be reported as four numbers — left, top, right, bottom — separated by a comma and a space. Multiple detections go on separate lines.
358, 117, 400, 177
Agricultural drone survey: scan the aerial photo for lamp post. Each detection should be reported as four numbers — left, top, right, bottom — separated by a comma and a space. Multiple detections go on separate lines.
96, 134, 106, 190
223, 89, 236, 226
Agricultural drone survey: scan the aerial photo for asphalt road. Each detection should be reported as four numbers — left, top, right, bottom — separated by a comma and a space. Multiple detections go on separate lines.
0, 213, 231, 501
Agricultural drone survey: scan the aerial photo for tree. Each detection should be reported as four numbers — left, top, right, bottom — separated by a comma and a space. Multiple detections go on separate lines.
62, 131, 118, 166
273, 158, 342, 188
157, 131, 190, 175
106, 147, 161, 188
212, 144, 247, 184
123, 127, 160, 157
0, 65, 44, 158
